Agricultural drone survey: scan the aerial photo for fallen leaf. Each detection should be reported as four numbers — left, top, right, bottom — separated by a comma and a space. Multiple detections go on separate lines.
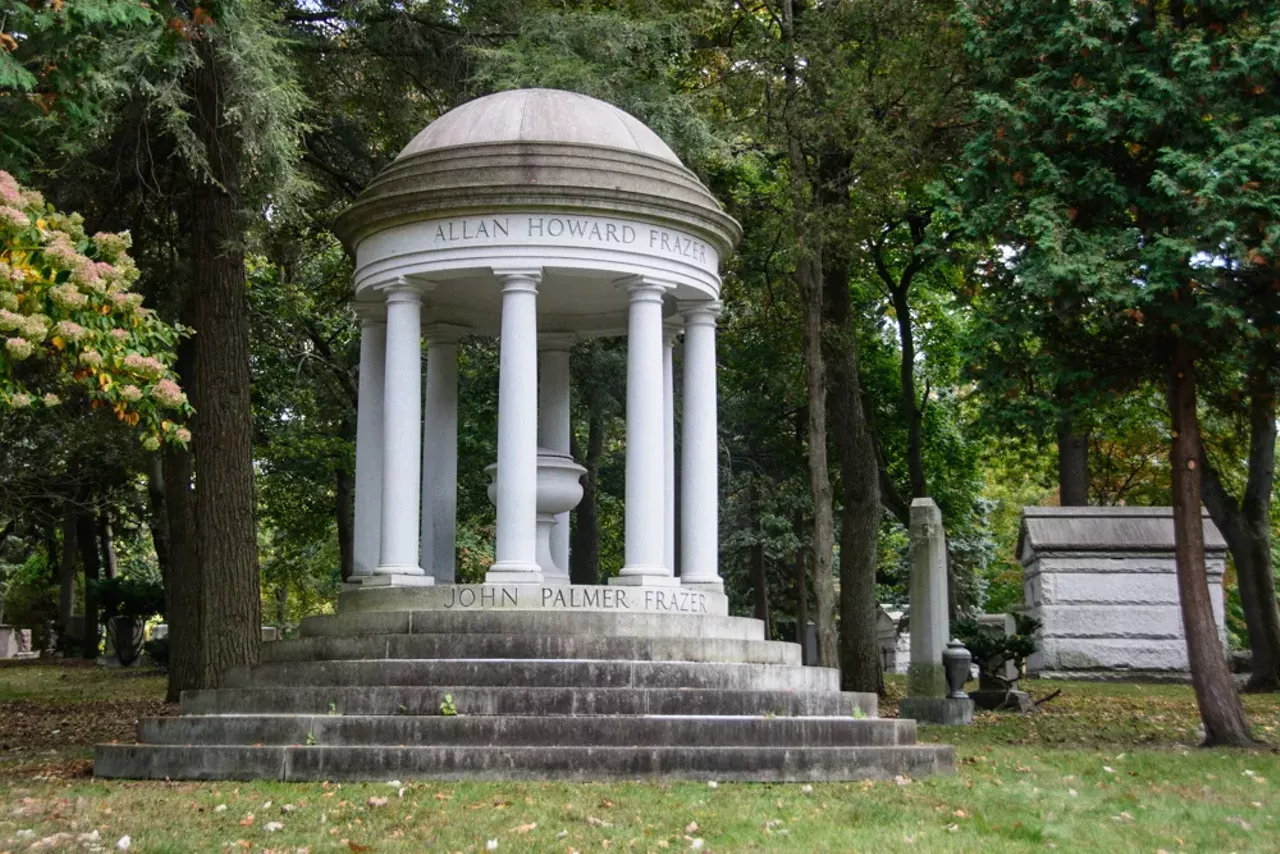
511, 823, 537, 834
367, 797, 389, 808
685, 822, 698, 834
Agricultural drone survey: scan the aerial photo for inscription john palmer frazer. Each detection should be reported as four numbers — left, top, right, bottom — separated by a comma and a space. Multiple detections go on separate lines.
437, 585, 709, 614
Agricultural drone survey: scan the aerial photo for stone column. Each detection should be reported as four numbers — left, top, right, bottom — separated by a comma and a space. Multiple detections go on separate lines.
662, 319, 682, 574
374, 282, 429, 583
487, 269, 542, 584
613, 277, 674, 587
421, 325, 464, 584
538, 333, 575, 582
352, 304, 385, 580
678, 300, 722, 592
907, 497, 948, 695
898, 496, 972, 724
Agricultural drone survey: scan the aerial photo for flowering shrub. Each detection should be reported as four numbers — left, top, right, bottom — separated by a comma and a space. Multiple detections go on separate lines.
0, 170, 191, 448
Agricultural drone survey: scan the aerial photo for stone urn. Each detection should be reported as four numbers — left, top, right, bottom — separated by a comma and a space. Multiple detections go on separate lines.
943, 639, 972, 700
486, 449, 586, 583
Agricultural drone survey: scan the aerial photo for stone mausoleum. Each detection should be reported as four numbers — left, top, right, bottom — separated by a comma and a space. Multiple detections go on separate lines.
96, 89, 954, 781
1021, 506, 1227, 680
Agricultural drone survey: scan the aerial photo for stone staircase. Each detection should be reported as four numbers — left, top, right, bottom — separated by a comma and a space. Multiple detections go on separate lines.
95, 606, 954, 782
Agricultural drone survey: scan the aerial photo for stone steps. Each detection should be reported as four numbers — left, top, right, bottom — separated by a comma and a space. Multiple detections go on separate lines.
224, 659, 840, 692
95, 743, 955, 782
299, 610, 765, 641
138, 714, 912, 748
182, 685, 877, 718
263, 633, 800, 665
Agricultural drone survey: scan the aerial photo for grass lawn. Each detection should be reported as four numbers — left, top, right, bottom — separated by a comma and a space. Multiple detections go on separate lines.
0, 662, 1277, 852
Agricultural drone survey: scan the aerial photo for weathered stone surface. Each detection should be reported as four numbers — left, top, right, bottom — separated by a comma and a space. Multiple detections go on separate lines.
95, 743, 955, 783
907, 498, 949, 699
338, 584, 730, 617
182, 686, 877, 718
300, 609, 763, 640
1020, 506, 1227, 677
223, 658, 842, 692
898, 697, 975, 726
262, 633, 801, 666
139, 714, 915, 749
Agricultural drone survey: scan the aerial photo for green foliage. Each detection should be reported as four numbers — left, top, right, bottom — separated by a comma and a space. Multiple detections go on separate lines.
143, 635, 170, 669
90, 574, 165, 622
953, 613, 1042, 684
440, 693, 457, 716
0, 550, 57, 645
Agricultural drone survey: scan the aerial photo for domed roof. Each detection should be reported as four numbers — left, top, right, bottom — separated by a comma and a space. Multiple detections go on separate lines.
398, 89, 682, 166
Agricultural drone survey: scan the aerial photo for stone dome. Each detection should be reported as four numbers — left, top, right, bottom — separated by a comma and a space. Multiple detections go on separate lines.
334, 88, 740, 258
397, 89, 682, 166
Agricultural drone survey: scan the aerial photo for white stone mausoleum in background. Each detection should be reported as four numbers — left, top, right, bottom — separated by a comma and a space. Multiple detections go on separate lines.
1020, 506, 1227, 679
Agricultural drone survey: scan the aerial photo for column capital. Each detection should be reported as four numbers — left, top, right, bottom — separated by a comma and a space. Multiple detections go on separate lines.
353, 301, 386, 324
492, 267, 542, 292
423, 322, 470, 345
538, 332, 578, 352
678, 299, 723, 325
662, 317, 684, 346
616, 275, 671, 302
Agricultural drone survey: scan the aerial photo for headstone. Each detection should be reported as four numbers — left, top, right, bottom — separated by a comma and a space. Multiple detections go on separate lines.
261, 626, 280, 642
0, 626, 16, 658
877, 606, 910, 675
1020, 506, 1227, 679
150, 624, 169, 641
898, 498, 974, 725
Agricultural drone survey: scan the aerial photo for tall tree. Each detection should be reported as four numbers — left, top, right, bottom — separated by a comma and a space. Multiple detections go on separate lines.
958, 0, 1274, 744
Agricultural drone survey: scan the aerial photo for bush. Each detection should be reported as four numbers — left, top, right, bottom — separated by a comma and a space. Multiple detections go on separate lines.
143, 635, 169, 669
955, 612, 1042, 687
90, 574, 165, 622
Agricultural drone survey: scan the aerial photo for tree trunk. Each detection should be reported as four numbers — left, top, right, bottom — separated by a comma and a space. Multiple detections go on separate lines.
97, 512, 117, 580
188, 36, 261, 688
793, 510, 809, 664
76, 512, 101, 659
145, 454, 170, 588
58, 517, 77, 634
1200, 367, 1280, 692
750, 490, 770, 629
1057, 415, 1090, 506
1168, 337, 1255, 745
889, 287, 927, 499
569, 406, 603, 585
824, 241, 885, 695
783, 0, 837, 671
163, 444, 200, 701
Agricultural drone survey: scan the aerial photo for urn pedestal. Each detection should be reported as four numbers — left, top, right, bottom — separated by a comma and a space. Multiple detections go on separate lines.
487, 449, 586, 583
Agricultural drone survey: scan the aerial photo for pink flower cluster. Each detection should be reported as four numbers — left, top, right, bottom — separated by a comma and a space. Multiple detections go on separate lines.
150, 377, 187, 408
55, 320, 87, 341
0, 171, 20, 206
50, 282, 89, 309
5, 337, 34, 359
43, 235, 85, 270
123, 352, 165, 377
80, 349, 104, 367
0, 206, 30, 228
120, 384, 143, 402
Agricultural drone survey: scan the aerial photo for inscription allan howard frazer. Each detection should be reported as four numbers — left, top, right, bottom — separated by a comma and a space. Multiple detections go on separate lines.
430, 216, 711, 268
438, 585, 709, 614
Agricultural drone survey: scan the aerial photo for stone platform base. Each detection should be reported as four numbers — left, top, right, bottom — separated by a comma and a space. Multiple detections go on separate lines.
898, 696, 975, 726
970, 689, 1034, 713
96, 597, 955, 782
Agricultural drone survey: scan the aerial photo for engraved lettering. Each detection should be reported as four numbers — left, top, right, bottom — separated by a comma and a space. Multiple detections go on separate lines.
542, 587, 554, 606
494, 218, 510, 237
443, 587, 456, 609
622, 225, 636, 243
547, 218, 565, 237
567, 219, 587, 238
435, 224, 447, 242
502, 588, 517, 606
529, 217, 544, 237
480, 586, 496, 606
553, 589, 567, 608
583, 588, 600, 608
458, 588, 476, 607
616, 590, 629, 609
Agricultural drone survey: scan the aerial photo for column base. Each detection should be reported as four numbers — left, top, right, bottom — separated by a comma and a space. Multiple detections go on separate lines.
679, 579, 725, 595
610, 570, 680, 588
361, 572, 434, 589
486, 561, 543, 585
